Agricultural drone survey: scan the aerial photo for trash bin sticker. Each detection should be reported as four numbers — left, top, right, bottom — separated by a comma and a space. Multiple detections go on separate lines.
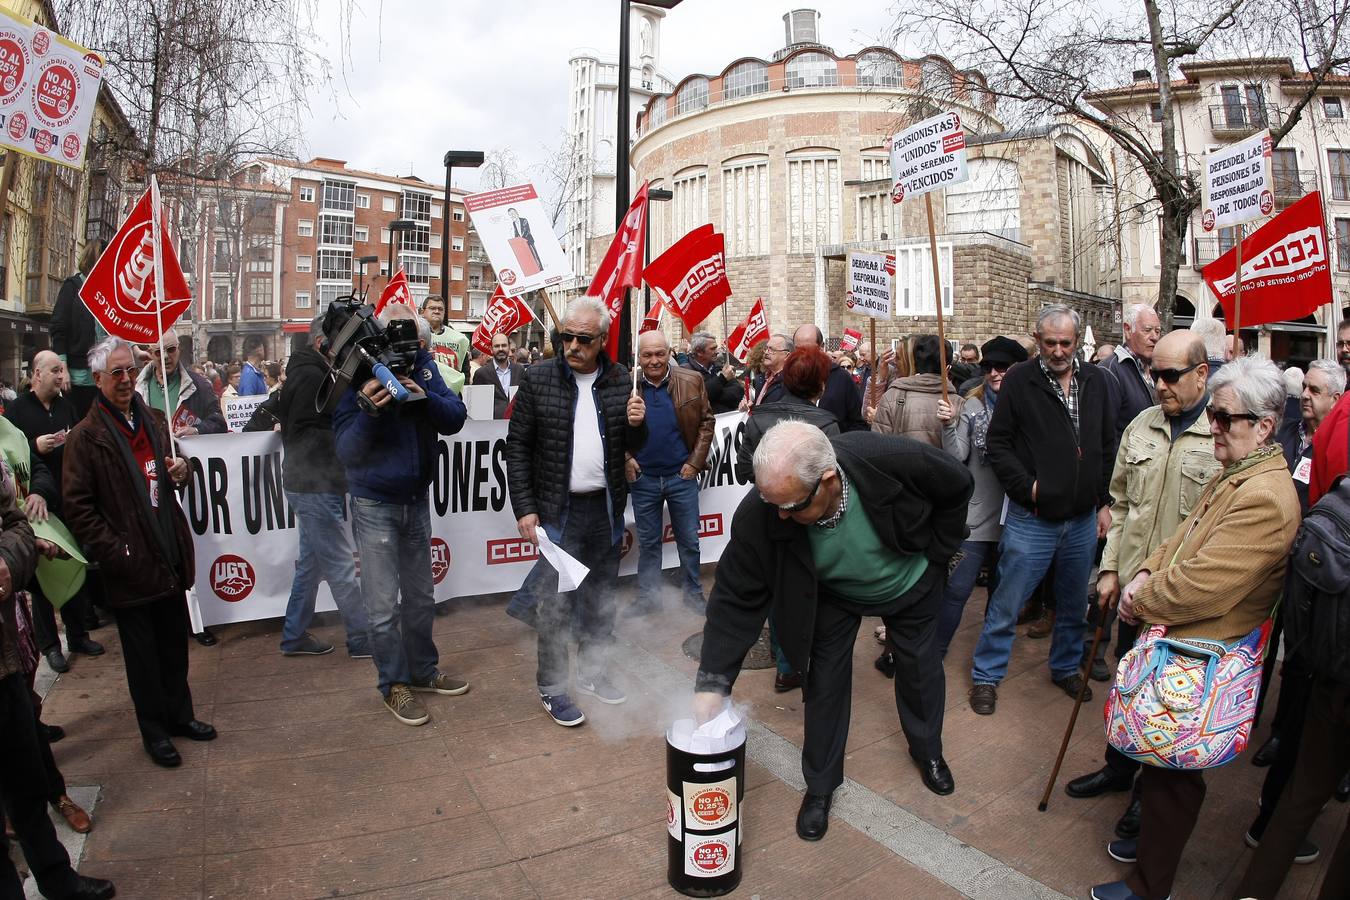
666, 789, 681, 840
683, 777, 737, 830
684, 832, 736, 878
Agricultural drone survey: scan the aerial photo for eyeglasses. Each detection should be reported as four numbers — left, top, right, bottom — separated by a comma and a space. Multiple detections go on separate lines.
983, 361, 1012, 373
103, 365, 141, 381
764, 346, 787, 355
1153, 362, 1200, 385
558, 331, 597, 346
777, 476, 822, 512
1206, 405, 1261, 431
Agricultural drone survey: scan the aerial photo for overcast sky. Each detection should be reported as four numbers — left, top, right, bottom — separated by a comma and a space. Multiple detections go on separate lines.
299, 1, 901, 193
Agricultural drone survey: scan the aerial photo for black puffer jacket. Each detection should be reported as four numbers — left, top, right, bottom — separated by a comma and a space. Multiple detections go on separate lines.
51, 273, 98, 370
279, 346, 347, 494
507, 354, 648, 527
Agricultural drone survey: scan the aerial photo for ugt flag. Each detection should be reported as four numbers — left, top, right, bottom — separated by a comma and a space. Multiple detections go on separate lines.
642, 224, 732, 333
472, 287, 536, 355
586, 181, 649, 359
375, 267, 412, 314
725, 298, 768, 363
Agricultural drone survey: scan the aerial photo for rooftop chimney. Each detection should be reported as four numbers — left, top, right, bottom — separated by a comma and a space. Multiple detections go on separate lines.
783, 9, 821, 47
1133, 69, 1152, 83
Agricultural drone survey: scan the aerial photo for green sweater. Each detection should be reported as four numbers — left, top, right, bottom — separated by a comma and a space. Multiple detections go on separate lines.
808, 476, 928, 603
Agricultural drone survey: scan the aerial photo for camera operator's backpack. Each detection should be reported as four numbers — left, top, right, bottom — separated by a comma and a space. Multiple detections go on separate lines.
1284, 425, 1350, 684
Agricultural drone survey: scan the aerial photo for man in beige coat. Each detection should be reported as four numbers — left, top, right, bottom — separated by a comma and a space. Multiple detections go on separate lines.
1063, 329, 1221, 839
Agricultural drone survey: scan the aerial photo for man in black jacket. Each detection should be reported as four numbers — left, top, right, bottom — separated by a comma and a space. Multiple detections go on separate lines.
507, 297, 647, 728
683, 331, 743, 413
693, 422, 972, 841
50, 241, 103, 417
1099, 303, 1162, 447
470, 331, 525, 418
968, 304, 1115, 715
276, 316, 371, 658
774, 324, 867, 432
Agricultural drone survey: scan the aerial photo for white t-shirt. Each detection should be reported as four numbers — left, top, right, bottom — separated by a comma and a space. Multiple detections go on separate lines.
569, 370, 607, 492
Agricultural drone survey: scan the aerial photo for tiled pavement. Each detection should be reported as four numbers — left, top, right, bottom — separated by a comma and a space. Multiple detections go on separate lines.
29, 577, 1347, 900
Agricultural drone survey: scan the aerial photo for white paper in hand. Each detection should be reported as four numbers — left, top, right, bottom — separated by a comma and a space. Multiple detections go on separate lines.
535, 530, 590, 591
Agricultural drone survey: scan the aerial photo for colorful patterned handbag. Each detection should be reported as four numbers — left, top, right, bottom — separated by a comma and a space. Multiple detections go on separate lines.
1104, 619, 1270, 769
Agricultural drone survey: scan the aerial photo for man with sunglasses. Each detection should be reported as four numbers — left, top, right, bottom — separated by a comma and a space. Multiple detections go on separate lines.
969, 304, 1116, 715
134, 330, 226, 438
693, 420, 972, 840
1100, 303, 1164, 446
1064, 330, 1219, 838
507, 297, 648, 727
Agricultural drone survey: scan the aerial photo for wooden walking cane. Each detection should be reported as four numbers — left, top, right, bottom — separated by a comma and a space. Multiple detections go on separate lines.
1038, 621, 1106, 812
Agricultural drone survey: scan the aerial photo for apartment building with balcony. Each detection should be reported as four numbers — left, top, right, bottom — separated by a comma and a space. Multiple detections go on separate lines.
1088, 58, 1350, 365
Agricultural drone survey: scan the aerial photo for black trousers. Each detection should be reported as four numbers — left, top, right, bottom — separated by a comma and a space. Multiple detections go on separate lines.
114, 594, 194, 743
803, 565, 945, 795
1248, 662, 1315, 840
1128, 765, 1207, 900
29, 583, 88, 655
1235, 677, 1350, 900
0, 673, 77, 900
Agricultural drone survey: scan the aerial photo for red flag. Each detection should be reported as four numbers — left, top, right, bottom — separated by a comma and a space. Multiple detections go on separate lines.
638, 300, 663, 334
1203, 192, 1333, 328
726, 298, 769, 363
586, 181, 649, 358
642, 225, 732, 333
472, 286, 536, 355
375, 267, 412, 314
839, 328, 862, 353
79, 186, 191, 343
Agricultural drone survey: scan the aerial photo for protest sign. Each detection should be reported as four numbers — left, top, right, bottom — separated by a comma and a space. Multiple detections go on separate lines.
222, 394, 267, 432
463, 183, 573, 298
180, 414, 754, 628
0, 7, 103, 169
846, 252, 893, 319
643, 225, 732, 333
839, 328, 862, 353
1202, 191, 1331, 328
1201, 131, 1273, 232
725, 299, 768, 364
888, 111, 968, 203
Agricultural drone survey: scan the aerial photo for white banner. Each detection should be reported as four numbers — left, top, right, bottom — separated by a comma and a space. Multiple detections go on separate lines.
0, 7, 103, 169
889, 111, 968, 203
845, 252, 893, 319
180, 413, 752, 628
1202, 130, 1273, 231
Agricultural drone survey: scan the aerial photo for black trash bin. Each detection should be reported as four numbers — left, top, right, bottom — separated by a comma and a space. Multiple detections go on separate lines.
665, 726, 745, 897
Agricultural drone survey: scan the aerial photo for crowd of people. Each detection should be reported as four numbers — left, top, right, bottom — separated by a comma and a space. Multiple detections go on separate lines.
1, 287, 1348, 900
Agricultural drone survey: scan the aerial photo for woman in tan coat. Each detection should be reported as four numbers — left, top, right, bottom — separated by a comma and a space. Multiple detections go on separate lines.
872, 334, 954, 447
1091, 355, 1301, 900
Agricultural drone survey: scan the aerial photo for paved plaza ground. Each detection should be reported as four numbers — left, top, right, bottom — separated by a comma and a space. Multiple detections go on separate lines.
19, 575, 1348, 899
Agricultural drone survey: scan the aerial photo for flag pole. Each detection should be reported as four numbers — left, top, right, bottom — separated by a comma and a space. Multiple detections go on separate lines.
149, 175, 176, 458
1232, 228, 1245, 358
925, 193, 950, 404
537, 286, 563, 328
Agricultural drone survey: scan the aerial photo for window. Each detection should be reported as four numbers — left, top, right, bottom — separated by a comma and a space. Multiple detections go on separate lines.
380, 227, 391, 243
945, 157, 1021, 240
451, 295, 464, 311
1325, 97, 1345, 119
317, 249, 352, 281
1337, 219, 1350, 271
319, 214, 353, 246
451, 236, 464, 252
354, 225, 369, 242
858, 155, 900, 243
672, 168, 709, 240
786, 153, 841, 252
400, 225, 430, 254
1149, 102, 1163, 123
356, 193, 370, 209
400, 254, 430, 284
452, 209, 464, 222
297, 219, 313, 237
920, 59, 952, 96
1219, 84, 1267, 129
450, 265, 464, 281
429, 264, 441, 279
246, 259, 272, 273
723, 61, 769, 100
298, 186, 315, 202
675, 77, 709, 115
212, 283, 231, 319
431, 203, 442, 218
403, 191, 432, 221
722, 157, 769, 256
248, 278, 272, 318
317, 283, 344, 311
785, 52, 837, 89
382, 196, 396, 212
1272, 147, 1302, 199
430, 233, 442, 250
321, 180, 355, 212
893, 243, 954, 315
296, 254, 312, 273
647, 97, 668, 130
1330, 149, 1350, 201
857, 51, 903, 88
1218, 225, 1241, 256
295, 291, 311, 309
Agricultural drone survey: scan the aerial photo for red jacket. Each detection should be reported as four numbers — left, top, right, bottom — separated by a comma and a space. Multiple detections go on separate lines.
1310, 391, 1350, 505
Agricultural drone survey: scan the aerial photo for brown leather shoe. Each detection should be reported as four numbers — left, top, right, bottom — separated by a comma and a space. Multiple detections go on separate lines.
774, 671, 803, 693
969, 683, 997, 715
54, 795, 92, 834
1026, 612, 1054, 639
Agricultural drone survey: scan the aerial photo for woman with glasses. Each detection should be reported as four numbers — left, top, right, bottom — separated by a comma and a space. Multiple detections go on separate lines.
1091, 355, 1300, 900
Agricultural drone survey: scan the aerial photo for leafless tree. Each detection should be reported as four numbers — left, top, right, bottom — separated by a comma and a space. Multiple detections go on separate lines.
893, 0, 1350, 325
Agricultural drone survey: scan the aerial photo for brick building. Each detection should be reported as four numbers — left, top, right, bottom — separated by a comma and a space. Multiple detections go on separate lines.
628, 9, 1121, 348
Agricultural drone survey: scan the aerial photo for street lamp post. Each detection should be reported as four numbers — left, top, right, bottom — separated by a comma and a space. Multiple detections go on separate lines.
356, 255, 380, 298
442, 151, 485, 307
644, 187, 673, 312
387, 218, 416, 288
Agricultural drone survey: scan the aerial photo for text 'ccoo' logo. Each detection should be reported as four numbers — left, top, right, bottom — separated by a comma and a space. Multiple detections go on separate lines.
486, 537, 538, 565
1213, 226, 1325, 295
210, 554, 255, 602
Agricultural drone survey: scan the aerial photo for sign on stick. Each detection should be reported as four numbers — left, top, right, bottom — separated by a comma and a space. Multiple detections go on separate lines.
463, 183, 573, 297
1201, 130, 1273, 232
888, 112, 968, 203
846, 252, 893, 319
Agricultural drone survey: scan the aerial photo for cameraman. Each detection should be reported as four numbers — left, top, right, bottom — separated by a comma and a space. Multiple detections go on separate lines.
332, 303, 469, 727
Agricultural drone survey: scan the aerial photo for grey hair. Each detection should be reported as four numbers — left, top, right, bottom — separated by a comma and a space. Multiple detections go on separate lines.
308, 314, 326, 344
1191, 317, 1226, 358
1123, 303, 1158, 330
1283, 366, 1304, 398
752, 420, 836, 487
415, 312, 432, 346
1209, 354, 1286, 436
1035, 304, 1080, 337
1307, 358, 1347, 395
88, 336, 133, 373
768, 332, 794, 351
690, 332, 717, 354
566, 296, 611, 336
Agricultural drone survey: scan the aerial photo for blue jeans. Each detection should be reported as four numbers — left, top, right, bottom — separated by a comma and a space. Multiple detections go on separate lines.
281, 491, 371, 654
629, 472, 702, 606
971, 502, 1096, 684
936, 539, 999, 658
350, 497, 440, 696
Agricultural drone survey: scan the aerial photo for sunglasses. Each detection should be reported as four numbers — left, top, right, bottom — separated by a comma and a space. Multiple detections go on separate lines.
1152, 362, 1200, 385
983, 361, 1012, 373
103, 365, 141, 381
777, 476, 822, 512
558, 331, 598, 346
1206, 405, 1261, 431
